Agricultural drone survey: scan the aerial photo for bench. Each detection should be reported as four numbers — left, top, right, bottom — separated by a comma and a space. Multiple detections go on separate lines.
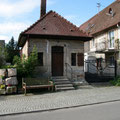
22, 78, 54, 95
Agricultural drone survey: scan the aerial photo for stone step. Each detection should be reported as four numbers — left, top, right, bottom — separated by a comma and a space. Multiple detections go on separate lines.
52, 76, 67, 79
56, 84, 73, 88
56, 87, 75, 91
54, 81, 72, 85
53, 79, 69, 82
52, 76, 75, 91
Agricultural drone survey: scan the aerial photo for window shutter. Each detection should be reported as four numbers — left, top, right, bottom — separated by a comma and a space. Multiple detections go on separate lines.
78, 53, 84, 66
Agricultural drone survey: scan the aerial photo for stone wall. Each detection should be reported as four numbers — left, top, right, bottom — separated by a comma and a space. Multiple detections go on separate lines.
0, 68, 18, 86
27, 38, 85, 81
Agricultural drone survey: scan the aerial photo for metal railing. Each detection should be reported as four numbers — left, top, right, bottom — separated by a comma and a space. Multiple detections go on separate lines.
95, 39, 119, 52
65, 63, 77, 82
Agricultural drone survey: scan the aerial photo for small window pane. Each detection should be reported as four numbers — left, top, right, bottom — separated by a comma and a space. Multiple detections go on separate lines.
71, 53, 76, 66
109, 56, 114, 66
38, 52, 43, 66
109, 31, 114, 48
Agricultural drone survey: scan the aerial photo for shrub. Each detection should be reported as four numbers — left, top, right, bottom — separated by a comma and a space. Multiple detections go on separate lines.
13, 46, 38, 78
110, 76, 120, 86
1, 65, 15, 69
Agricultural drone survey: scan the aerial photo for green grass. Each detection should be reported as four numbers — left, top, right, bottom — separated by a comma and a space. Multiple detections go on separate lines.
110, 76, 120, 86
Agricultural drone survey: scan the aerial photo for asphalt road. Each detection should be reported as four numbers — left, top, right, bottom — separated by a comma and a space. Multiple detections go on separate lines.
1, 101, 120, 120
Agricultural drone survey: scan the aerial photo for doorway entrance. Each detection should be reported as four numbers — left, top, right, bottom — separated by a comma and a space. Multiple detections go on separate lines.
52, 46, 64, 76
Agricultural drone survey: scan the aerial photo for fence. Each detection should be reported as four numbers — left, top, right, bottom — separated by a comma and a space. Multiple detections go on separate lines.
85, 59, 116, 83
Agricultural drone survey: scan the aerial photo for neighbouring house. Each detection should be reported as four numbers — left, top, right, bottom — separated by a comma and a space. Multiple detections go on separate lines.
18, 0, 91, 90
80, 0, 120, 77
0, 40, 5, 67
0, 40, 5, 49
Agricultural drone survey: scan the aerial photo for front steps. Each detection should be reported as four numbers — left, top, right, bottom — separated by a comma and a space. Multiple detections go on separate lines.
52, 76, 75, 91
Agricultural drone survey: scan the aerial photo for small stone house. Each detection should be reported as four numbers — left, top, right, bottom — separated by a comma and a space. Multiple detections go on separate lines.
18, 0, 91, 83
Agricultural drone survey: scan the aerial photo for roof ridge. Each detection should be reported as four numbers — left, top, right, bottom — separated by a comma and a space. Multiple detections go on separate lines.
21, 10, 89, 37
52, 11, 80, 30
52, 11, 88, 36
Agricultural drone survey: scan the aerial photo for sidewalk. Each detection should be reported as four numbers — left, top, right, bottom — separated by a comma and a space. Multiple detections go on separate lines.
0, 85, 120, 116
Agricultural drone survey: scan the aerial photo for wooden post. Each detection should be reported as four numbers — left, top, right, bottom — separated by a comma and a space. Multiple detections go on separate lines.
115, 60, 117, 77
24, 87, 26, 96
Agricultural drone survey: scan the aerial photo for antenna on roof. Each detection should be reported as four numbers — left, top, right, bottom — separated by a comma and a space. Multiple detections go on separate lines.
97, 3, 101, 13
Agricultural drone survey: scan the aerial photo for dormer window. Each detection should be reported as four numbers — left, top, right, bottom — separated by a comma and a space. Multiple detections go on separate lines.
109, 8, 113, 14
106, 8, 115, 17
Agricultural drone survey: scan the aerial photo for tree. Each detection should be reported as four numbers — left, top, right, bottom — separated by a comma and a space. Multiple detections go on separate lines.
5, 37, 19, 64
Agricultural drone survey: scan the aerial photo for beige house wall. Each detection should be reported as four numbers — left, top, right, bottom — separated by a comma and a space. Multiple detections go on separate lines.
21, 40, 29, 58
27, 38, 84, 81
84, 27, 120, 75
90, 27, 120, 53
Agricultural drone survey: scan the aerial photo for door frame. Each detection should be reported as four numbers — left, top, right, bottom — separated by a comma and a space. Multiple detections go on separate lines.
51, 46, 64, 76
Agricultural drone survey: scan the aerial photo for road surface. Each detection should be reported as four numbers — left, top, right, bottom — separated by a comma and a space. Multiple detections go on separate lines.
1, 101, 120, 120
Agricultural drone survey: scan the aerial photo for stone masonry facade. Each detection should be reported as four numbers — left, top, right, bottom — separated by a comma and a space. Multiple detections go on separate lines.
21, 38, 85, 81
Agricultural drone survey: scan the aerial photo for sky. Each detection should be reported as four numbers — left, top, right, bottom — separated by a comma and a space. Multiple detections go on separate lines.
0, 0, 115, 43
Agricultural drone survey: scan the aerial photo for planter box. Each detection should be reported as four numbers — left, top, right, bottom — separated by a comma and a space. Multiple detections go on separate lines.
8, 68, 17, 77
0, 89, 6, 95
5, 77, 18, 85
6, 86, 17, 94
0, 84, 5, 89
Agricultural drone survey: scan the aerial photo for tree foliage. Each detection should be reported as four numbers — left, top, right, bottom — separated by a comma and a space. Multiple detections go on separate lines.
13, 46, 38, 78
110, 76, 120, 86
5, 37, 19, 64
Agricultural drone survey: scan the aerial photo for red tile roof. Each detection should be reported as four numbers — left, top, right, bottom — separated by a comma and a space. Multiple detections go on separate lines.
18, 11, 91, 46
80, 0, 120, 35
22, 10, 89, 37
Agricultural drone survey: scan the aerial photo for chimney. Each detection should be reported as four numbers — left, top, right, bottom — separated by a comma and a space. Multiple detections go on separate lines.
40, 0, 47, 18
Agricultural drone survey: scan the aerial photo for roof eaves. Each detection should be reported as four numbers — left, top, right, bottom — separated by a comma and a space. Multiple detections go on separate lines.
92, 21, 119, 35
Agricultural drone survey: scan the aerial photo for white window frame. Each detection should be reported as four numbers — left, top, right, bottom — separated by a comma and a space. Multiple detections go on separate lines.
92, 39, 95, 47
108, 30, 114, 49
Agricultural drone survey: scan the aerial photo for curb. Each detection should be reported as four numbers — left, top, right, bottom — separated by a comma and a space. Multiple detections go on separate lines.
0, 99, 120, 117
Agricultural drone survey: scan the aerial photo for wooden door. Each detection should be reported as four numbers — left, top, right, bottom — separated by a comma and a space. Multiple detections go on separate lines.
52, 46, 64, 76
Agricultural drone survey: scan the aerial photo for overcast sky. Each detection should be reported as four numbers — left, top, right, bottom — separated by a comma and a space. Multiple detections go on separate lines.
0, 0, 115, 43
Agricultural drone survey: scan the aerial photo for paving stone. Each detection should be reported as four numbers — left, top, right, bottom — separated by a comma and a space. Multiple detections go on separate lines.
0, 86, 120, 115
